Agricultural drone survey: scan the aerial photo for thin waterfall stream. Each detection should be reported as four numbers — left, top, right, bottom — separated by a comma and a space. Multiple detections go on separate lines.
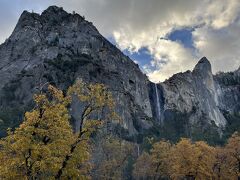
155, 83, 161, 122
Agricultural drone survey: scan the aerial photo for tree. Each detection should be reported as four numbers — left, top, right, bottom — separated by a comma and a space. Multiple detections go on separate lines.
92, 135, 134, 179
0, 85, 76, 179
55, 79, 117, 179
170, 138, 216, 179
0, 79, 116, 179
133, 152, 154, 179
132, 133, 240, 180
225, 132, 240, 179
150, 140, 172, 179
213, 147, 232, 180
193, 141, 216, 179
170, 138, 196, 179
133, 140, 172, 180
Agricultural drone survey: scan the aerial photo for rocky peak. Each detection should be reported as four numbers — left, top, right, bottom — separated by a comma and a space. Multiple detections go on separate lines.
41, 6, 70, 23
41, 5, 86, 23
193, 57, 212, 75
14, 10, 40, 30
14, 6, 87, 32
42, 5, 66, 14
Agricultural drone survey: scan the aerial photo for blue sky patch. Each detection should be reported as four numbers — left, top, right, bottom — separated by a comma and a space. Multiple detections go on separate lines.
108, 29, 196, 73
108, 36, 153, 67
168, 28, 194, 49
123, 47, 152, 66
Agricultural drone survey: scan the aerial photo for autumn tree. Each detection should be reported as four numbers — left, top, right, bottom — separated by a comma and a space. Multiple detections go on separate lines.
133, 140, 172, 180
0, 85, 76, 179
213, 147, 232, 180
55, 79, 117, 179
92, 135, 134, 179
150, 140, 172, 179
212, 133, 240, 180
133, 133, 240, 180
224, 132, 240, 179
0, 79, 116, 179
168, 138, 195, 179
169, 138, 216, 179
133, 152, 154, 179
193, 141, 216, 179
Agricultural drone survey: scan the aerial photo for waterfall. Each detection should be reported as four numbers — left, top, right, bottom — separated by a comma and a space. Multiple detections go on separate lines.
155, 83, 161, 123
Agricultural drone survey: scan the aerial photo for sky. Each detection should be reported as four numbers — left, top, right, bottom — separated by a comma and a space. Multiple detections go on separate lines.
0, 0, 240, 82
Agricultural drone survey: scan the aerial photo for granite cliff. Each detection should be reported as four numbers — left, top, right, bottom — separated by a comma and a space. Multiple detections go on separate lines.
0, 6, 239, 143
149, 58, 239, 142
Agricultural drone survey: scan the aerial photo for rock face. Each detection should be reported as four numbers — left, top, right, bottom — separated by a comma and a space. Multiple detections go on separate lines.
214, 67, 240, 114
0, 6, 239, 141
149, 58, 229, 141
150, 58, 240, 142
0, 6, 152, 137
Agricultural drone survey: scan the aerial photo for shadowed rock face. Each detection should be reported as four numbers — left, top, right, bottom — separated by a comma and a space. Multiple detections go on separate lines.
0, 6, 239, 141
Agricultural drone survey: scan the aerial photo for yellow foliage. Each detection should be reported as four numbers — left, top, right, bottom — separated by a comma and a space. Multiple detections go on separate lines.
133, 140, 172, 179
170, 138, 216, 179
133, 133, 240, 180
225, 132, 240, 179
150, 140, 172, 178
0, 85, 75, 179
93, 136, 134, 179
133, 152, 153, 179
0, 80, 117, 179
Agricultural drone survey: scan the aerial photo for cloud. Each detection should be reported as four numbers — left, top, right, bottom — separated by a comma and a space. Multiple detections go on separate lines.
108, 0, 240, 82
0, 0, 239, 82
202, 0, 240, 29
143, 39, 196, 82
193, 22, 240, 73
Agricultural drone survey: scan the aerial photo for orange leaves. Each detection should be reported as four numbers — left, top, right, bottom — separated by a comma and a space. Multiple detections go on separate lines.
225, 132, 240, 178
93, 136, 134, 179
0, 80, 118, 179
133, 140, 172, 179
170, 139, 217, 179
67, 79, 115, 113
134, 132, 240, 180
0, 84, 75, 179
133, 152, 153, 179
